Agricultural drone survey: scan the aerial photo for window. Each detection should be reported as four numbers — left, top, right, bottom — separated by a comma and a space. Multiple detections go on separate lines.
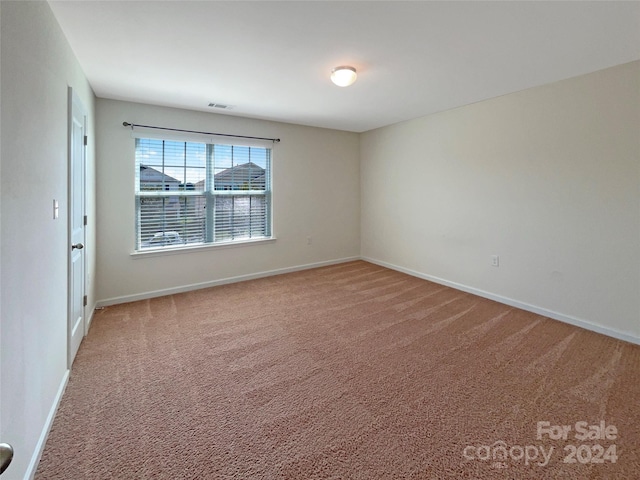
135, 137, 272, 251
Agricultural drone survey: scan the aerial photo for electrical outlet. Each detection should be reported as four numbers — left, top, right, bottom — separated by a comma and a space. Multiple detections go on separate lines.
307, 236, 312, 245
491, 255, 500, 267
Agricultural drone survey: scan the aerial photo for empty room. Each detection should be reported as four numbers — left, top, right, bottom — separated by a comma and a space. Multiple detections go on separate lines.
1, 1, 639, 479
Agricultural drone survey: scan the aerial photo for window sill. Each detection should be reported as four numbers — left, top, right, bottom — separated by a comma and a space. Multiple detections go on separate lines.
130, 237, 276, 259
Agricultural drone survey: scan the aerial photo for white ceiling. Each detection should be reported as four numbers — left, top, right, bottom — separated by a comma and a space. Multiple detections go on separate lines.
49, 1, 640, 133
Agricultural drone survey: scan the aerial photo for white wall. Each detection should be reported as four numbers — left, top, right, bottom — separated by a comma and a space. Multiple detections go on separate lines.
0, 2, 96, 478
0, 6, 635, 476
96, 99, 360, 304
361, 61, 640, 343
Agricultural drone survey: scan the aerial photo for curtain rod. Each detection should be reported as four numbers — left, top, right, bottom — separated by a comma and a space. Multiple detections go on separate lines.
122, 122, 280, 143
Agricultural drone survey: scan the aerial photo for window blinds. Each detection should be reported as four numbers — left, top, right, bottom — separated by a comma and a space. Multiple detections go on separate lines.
135, 138, 271, 250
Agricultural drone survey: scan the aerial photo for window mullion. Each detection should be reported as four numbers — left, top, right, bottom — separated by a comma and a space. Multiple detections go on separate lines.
206, 144, 214, 242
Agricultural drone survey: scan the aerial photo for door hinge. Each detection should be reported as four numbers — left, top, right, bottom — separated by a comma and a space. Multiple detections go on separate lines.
84, 215, 88, 226
83, 295, 88, 307
84, 135, 88, 146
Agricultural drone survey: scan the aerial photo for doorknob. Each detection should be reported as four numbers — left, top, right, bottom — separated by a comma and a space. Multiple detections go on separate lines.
71, 243, 84, 250
0, 443, 13, 475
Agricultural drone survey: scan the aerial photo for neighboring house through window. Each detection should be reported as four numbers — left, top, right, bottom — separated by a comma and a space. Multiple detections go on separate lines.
135, 137, 272, 250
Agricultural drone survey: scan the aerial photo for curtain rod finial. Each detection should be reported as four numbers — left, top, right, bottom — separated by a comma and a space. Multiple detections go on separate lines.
123, 122, 132, 128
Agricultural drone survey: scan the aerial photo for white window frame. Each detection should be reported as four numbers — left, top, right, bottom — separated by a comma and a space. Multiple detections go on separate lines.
132, 132, 274, 255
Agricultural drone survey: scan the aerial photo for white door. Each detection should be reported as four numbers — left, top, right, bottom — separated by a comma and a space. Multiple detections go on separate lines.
68, 88, 87, 367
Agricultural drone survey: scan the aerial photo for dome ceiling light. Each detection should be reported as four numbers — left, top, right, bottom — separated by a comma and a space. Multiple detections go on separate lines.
330, 66, 357, 87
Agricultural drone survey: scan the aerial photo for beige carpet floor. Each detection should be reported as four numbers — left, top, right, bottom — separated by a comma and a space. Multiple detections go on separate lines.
36, 261, 639, 479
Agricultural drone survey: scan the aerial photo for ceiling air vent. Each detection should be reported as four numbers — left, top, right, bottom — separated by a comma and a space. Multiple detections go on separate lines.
208, 103, 233, 110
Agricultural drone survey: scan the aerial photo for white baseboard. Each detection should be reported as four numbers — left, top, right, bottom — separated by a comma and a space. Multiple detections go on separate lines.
85, 304, 96, 334
23, 307, 95, 479
26, 369, 70, 480
363, 256, 640, 346
97, 256, 360, 307
96, 254, 639, 345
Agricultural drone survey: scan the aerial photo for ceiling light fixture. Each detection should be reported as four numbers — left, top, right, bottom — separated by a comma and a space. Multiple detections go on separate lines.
330, 66, 357, 87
